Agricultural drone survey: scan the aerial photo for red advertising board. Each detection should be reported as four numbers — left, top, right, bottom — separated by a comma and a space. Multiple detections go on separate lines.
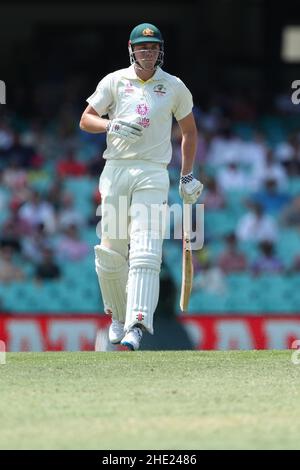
0, 314, 300, 351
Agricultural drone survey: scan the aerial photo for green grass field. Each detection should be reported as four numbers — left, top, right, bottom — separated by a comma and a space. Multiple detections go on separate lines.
0, 350, 300, 449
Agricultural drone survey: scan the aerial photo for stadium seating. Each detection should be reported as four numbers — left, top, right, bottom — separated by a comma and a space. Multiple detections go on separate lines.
1, 114, 300, 317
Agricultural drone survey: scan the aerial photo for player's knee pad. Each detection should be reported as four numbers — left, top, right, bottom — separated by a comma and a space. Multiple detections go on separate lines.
95, 245, 128, 322
129, 230, 162, 271
125, 231, 163, 334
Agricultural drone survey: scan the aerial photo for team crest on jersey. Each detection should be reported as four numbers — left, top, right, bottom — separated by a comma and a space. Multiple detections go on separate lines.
153, 84, 166, 96
137, 312, 144, 321
136, 103, 149, 116
124, 81, 134, 94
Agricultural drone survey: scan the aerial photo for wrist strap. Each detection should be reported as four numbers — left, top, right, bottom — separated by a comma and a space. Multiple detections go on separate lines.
180, 172, 193, 184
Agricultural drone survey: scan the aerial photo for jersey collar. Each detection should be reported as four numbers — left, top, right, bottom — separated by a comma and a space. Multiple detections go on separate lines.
122, 64, 164, 81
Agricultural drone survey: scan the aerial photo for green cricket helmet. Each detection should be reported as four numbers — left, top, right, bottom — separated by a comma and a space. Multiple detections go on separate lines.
128, 23, 164, 69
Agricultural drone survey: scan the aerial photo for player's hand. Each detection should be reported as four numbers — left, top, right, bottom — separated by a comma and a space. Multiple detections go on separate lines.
106, 119, 143, 143
179, 172, 203, 204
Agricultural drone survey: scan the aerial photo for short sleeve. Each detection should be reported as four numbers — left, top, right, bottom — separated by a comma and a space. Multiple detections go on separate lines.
172, 79, 193, 121
86, 74, 113, 117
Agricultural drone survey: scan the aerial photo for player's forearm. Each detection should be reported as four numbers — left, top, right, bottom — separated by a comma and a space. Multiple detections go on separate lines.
79, 114, 109, 134
181, 130, 198, 175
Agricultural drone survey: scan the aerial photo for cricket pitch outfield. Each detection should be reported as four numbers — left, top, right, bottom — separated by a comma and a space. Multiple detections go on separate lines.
0, 350, 299, 449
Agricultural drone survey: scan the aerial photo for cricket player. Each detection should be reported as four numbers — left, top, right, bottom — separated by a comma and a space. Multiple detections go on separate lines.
80, 23, 203, 350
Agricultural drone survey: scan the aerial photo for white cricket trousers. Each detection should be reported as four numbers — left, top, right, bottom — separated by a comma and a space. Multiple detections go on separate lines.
95, 159, 170, 334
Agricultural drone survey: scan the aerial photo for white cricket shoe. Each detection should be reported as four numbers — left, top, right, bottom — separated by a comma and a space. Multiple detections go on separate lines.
109, 319, 125, 344
121, 326, 143, 351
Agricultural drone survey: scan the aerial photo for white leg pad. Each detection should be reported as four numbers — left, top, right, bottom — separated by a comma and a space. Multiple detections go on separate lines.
95, 245, 128, 322
125, 231, 162, 334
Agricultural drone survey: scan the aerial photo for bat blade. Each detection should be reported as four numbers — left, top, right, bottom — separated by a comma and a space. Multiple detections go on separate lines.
180, 204, 193, 312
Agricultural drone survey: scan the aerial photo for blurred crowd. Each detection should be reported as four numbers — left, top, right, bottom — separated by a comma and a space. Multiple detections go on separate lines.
0, 101, 105, 284
168, 88, 300, 296
1, 83, 300, 308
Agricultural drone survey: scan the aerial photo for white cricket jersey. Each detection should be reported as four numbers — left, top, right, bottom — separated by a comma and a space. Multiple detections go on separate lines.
86, 64, 193, 164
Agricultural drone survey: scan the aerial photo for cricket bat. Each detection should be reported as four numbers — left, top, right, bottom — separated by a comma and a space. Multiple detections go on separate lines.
180, 204, 193, 312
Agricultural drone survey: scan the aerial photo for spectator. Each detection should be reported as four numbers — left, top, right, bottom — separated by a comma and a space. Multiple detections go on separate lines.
218, 233, 247, 273
206, 121, 242, 167
0, 246, 25, 282
251, 148, 288, 191
251, 241, 284, 276
6, 179, 32, 209
35, 248, 61, 281
47, 177, 65, 211
241, 130, 268, 172
2, 132, 35, 168
19, 119, 44, 149
0, 122, 14, 154
217, 160, 248, 192
236, 202, 278, 242
194, 258, 227, 295
274, 133, 300, 171
18, 190, 56, 234
280, 195, 300, 229
251, 178, 291, 214
21, 223, 52, 263
57, 150, 87, 177
276, 134, 300, 176
2, 158, 28, 190
57, 192, 85, 230
1, 159, 32, 208
197, 106, 221, 134
56, 224, 89, 261
201, 176, 226, 210
193, 246, 211, 274
0, 202, 31, 251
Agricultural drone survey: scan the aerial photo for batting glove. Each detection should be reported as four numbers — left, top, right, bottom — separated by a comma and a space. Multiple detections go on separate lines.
179, 172, 204, 204
106, 119, 143, 143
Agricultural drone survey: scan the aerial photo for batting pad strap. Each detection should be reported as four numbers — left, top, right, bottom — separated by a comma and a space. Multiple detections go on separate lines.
95, 245, 128, 322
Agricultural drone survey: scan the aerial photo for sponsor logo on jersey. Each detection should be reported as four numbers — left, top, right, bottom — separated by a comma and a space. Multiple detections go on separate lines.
153, 84, 166, 96
137, 117, 150, 128
136, 103, 149, 116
